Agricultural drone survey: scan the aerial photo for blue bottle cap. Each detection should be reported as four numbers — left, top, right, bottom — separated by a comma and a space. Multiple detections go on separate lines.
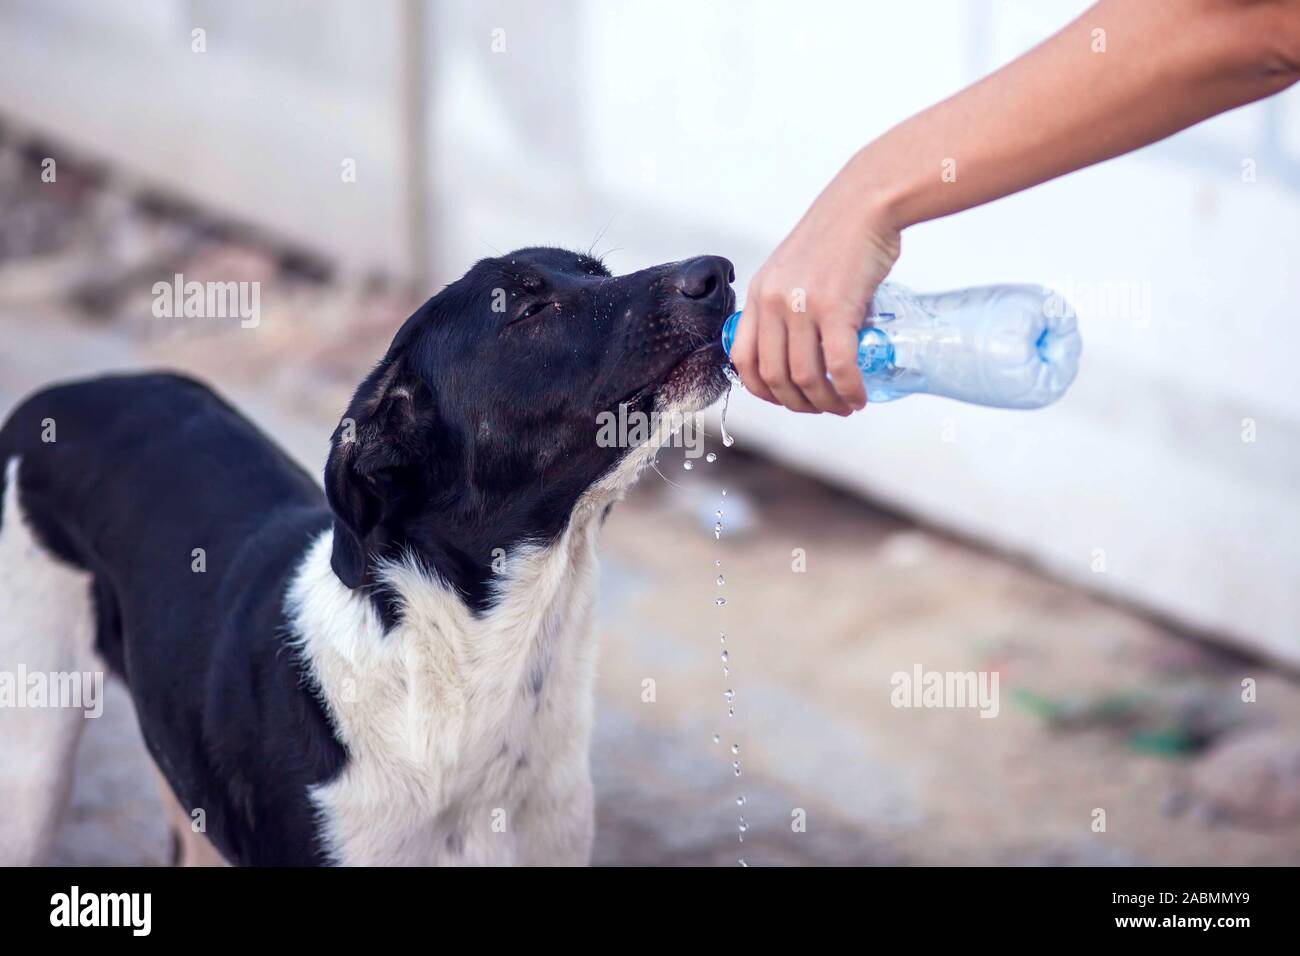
720, 311, 742, 356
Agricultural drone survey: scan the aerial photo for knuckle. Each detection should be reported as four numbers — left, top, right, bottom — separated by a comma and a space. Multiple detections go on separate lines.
826, 356, 856, 379
791, 368, 820, 391
758, 286, 787, 312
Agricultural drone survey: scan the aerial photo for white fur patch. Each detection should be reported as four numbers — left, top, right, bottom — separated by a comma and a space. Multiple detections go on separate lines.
287, 398, 698, 866
0, 457, 99, 864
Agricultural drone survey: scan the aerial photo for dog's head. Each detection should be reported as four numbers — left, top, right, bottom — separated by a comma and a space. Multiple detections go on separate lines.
325, 247, 734, 609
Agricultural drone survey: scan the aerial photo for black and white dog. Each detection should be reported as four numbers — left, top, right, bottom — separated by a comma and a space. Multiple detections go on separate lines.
0, 248, 734, 866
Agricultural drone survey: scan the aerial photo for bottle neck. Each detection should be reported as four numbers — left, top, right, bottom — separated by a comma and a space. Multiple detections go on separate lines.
857, 326, 894, 374
720, 311, 742, 357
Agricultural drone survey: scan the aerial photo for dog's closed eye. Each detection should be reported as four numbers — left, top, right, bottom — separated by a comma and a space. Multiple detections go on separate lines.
504, 300, 558, 331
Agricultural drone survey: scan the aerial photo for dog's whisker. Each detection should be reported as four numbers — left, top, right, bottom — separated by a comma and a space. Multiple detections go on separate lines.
588, 216, 616, 260
650, 457, 684, 490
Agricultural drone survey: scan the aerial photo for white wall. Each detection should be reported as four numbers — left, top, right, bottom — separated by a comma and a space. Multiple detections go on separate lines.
0, 0, 410, 272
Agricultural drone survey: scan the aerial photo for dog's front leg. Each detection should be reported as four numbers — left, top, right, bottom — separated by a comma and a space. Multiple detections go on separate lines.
155, 771, 229, 867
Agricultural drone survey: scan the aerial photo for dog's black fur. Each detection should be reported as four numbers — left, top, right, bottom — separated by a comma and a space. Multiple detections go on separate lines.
0, 248, 733, 864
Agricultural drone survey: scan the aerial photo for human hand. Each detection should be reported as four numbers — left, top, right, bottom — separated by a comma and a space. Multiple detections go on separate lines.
730, 167, 900, 415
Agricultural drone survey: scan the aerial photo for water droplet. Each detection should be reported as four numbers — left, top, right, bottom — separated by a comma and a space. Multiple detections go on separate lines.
712, 733, 721, 744
682, 460, 693, 470
716, 575, 725, 586
738, 858, 748, 867
715, 509, 722, 519
731, 744, 740, 754
722, 666, 730, 677
721, 488, 728, 497
733, 763, 742, 777
728, 707, 735, 718
736, 795, 746, 807
739, 818, 748, 832
714, 559, 721, 567
719, 632, 726, 643
720, 390, 736, 448
705, 452, 717, 463
720, 650, 729, 664
724, 689, 735, 702
715, 597, 726, 607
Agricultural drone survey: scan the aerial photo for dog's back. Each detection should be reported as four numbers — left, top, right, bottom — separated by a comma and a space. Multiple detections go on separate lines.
0, 373, 345, 865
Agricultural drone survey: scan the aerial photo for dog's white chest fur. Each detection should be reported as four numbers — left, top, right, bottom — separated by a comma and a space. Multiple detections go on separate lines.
288, 518, 604, 866
285, 409, 680, 866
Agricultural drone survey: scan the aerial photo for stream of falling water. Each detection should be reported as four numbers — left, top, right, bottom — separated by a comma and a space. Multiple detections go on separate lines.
714, 391, 746, 865
677, 386, 747, 863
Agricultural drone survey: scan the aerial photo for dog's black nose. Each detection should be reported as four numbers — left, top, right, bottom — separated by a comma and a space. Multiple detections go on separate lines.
674, 255, 735, 302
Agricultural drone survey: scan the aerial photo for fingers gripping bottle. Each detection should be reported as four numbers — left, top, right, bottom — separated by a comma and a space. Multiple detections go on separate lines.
721, 283, 1082, 409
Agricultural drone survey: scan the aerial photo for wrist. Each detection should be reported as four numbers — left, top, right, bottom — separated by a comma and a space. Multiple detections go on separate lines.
842, 141, 924, 235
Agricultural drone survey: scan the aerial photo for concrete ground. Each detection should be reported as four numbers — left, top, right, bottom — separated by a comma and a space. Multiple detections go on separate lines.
2, 139, 1299, 865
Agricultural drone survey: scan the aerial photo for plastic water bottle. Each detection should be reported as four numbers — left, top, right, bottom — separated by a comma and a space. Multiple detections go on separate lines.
720, 283, 1081, 409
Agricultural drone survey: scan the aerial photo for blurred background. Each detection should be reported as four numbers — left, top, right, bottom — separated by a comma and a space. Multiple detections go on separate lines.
1, 0, 1298, 865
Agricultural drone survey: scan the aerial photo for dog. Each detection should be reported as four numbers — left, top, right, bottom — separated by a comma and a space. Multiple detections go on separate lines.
0, 247, 734, 866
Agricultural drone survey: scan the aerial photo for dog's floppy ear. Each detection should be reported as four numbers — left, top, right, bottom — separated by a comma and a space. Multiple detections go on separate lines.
324, 357, 433, 589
